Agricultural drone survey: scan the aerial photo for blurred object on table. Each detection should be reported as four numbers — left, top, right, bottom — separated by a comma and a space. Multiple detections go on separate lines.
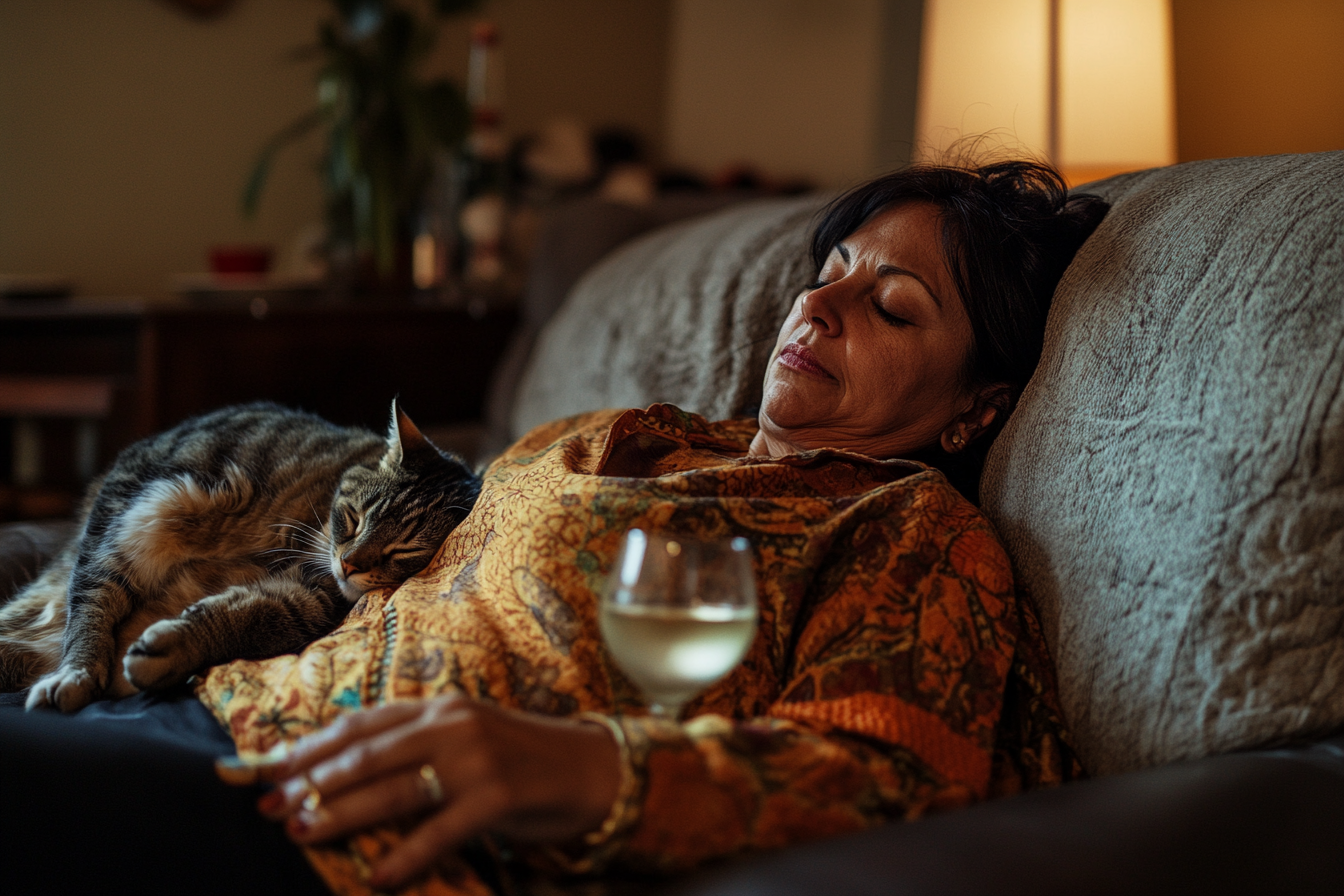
0, 275, 76, 304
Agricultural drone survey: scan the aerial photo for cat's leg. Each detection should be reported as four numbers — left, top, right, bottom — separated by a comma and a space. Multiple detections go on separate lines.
26, 560, 138, 712
123, 568, 348, 692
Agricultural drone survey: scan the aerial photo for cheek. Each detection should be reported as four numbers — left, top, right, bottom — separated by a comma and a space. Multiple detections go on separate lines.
854, 334, 960, 418
854, 336, 912, 391
780, 298, 807, 334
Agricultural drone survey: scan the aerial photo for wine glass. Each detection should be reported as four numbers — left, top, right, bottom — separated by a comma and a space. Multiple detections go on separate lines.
599, 529, 758, 720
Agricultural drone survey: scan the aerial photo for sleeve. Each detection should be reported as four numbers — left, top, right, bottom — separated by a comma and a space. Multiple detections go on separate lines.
538, 478, 1028, 876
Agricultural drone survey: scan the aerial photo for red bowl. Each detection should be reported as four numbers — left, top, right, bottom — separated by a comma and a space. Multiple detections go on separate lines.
209, 245, 272, 275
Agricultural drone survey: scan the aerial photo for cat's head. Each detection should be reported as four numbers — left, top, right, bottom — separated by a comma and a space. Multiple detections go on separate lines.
328, 400, 481, 602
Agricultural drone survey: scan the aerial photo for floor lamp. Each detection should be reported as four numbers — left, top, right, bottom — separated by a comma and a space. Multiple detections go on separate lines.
915, 0, 1177, 186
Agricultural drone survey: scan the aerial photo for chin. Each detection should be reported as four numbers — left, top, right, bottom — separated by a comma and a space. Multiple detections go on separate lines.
758, 397, 829, 437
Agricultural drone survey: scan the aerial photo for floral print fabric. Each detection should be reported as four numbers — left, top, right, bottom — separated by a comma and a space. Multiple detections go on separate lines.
198, 405, 1077, 895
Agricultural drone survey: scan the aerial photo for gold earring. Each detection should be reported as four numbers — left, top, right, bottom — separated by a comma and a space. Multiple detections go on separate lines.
950, 431, 964, 451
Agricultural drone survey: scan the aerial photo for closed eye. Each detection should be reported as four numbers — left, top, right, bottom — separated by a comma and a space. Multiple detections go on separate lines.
873, 300, 912, 327
343, 508, 362, 534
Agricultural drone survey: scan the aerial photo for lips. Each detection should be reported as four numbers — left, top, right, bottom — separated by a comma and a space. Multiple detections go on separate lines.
777, 343, 834, 379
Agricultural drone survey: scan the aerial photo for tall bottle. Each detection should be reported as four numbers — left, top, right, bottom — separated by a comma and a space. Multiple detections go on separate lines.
455, 21, 511, 290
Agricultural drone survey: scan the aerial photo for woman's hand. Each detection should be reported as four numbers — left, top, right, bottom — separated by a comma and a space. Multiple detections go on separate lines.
251, 694, 621, 890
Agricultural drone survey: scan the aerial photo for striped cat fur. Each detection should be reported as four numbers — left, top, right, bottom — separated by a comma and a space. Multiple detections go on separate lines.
0, 400, 480, 712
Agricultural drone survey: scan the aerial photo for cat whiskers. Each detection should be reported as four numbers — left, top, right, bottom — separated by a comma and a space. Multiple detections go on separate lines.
274, 517, 332, 550
269, 519, 335, 575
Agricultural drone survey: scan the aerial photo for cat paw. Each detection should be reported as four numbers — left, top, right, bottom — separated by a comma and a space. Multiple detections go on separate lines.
26, 667, 101, 713
124, 619, 199, 692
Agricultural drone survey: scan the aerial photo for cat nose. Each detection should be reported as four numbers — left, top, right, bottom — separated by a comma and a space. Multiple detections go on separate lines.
340, 556, 366, 578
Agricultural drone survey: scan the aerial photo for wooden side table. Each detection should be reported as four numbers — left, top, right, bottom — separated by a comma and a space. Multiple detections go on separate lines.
0, 298, 517, 518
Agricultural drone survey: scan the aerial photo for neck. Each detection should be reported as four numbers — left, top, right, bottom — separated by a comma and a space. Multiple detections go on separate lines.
748, 428, 798, 457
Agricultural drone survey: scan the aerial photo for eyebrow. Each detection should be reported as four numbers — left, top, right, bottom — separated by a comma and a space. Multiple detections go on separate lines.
836, 244, 944, 309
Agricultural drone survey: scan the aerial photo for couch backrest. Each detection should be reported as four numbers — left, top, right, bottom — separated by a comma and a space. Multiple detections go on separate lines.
981, 151, 1344, 774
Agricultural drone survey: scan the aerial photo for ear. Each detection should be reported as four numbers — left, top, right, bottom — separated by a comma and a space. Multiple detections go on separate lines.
940, 383, 1011, 454
382, 398, 435, 466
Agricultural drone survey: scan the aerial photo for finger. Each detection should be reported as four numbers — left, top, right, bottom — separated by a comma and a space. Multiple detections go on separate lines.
270, 705, 465, 819
284, 702, 424, 775
304, 701, 476, 800
215, 756, 287, 787
368, 787, 509, 891
261, 703, 424, 818
286, 762, 446, 845
215, 739, 302, 787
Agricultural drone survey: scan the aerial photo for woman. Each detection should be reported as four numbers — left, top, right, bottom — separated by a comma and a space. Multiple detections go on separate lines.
0, 159, 1105, 896
203, 160, 1107, 894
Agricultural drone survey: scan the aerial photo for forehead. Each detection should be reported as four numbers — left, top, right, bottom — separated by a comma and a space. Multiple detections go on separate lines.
839, 201, 944, 261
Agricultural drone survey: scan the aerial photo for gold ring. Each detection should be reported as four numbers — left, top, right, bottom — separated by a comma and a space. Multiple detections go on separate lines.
417, 763, 444, 805
300, 772, 322, 812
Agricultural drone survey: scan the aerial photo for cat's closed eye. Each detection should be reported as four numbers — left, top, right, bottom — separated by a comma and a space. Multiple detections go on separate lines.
341, 507, 363, 535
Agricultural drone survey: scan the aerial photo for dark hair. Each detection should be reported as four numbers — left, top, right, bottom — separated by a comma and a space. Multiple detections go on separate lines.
810, 159, 1109, 498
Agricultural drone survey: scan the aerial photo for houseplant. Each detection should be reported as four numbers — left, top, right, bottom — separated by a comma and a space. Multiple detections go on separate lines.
243, 0, 480, 287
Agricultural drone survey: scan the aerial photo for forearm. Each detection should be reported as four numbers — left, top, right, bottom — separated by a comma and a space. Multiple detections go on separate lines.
532, 710, 973, 876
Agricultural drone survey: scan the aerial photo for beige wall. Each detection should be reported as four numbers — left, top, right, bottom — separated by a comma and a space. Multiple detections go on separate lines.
4, 0, 1338, 299
427, 0, 671, 155
0, 0, 671, 298
664, 0, 923, 189
1172, 0, 1344, 161
0, 0, 327, 298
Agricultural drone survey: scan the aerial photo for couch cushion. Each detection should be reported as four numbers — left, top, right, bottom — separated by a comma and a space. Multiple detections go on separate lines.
483, 192, 763, 454
981, 151, 1344, 775
510, 195, 826, 436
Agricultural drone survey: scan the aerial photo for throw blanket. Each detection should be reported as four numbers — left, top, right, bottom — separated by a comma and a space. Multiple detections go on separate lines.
199, 405, 1076, 895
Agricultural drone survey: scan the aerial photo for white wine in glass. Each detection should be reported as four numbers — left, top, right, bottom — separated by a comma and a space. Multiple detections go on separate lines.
600, 530, 757, 720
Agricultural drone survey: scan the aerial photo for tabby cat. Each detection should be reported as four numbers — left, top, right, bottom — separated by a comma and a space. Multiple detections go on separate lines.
0, 400, 481, 713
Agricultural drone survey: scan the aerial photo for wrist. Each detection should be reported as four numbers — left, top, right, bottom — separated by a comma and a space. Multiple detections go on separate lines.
575, 712, 638, 847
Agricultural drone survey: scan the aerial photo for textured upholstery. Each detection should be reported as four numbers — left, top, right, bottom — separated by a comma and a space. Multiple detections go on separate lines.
510, 195, 826, 438
0, 519, 76, 604
482, 192, 758, 456
981, 151, 1344, 774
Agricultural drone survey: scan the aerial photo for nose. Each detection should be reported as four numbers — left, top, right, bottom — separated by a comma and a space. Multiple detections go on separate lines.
340, 554, 367, 579
800, 283, 842, 336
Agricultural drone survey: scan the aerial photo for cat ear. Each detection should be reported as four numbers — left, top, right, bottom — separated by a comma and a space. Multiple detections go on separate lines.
383, 398, 436, 467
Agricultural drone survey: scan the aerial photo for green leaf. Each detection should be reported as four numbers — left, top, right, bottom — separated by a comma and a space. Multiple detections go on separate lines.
241, 107, 327, 218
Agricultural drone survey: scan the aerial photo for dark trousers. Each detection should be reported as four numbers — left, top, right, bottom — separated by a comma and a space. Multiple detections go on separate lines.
0, 688, 328, 896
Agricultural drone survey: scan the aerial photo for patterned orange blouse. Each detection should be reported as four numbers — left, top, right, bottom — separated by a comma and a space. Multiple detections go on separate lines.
198, 405, 1077, 895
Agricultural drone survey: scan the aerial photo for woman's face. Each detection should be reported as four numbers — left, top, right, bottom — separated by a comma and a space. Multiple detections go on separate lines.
751, 201, 991, 459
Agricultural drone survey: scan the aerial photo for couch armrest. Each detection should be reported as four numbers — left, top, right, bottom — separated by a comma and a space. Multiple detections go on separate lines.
667, 735, 1344, 895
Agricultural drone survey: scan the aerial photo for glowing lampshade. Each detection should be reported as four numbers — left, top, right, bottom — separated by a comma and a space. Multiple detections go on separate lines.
915, 0, 1176, 184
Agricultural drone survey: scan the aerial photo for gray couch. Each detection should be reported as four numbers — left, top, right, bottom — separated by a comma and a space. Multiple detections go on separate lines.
505, 151, 1344, 894
3, 151, 1341, 893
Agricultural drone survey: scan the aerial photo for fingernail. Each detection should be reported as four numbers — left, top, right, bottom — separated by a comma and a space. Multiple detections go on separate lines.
257, 790, 284, 816
287, 813, 311, 838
